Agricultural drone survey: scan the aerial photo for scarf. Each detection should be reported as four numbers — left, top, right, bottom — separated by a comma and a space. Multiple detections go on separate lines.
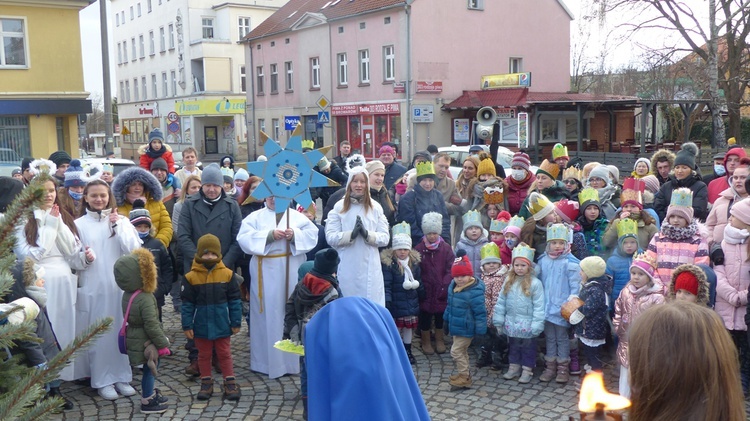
26, 285, 47, 308
201, 190, 224, 207
146, 145, 166, 159
454, 277, 476, 293
724, 224, 750, 245
350, 194, 364, 204
629, 281, 657, 298
661, 221, 698, 241
397, 257, 419, 290
423, 235, 444, 250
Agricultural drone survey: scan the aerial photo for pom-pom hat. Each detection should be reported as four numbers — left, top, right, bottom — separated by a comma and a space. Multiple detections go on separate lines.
511, 152, 531, 171
421, 212, 442, 235
674, 142, 699, 169
451, 249, 474, 277
666, 188, 694, 222
477, 158, 496, 177
64, 159, 87, 188
313, 248, 340, 276
129, 198, 152, 227
148, 128, 164, 143
480, 242, 501, 266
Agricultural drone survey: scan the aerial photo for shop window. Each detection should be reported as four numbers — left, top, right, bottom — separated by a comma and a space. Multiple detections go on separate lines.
501, 119, 518, 143
541, 119, 558, 141
0, 116, 31, 159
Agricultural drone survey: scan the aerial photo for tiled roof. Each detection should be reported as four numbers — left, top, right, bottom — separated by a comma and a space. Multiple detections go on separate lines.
442, 88, 528, 110
244, 0, 404, 41
526, 92, 638, 103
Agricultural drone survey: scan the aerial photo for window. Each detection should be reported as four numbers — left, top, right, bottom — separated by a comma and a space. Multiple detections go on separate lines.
270, 41, 275, 47
202, 18, 214, 39
383, 45, 395, 81
238, 17, 251, 40
117, 42, 122, 64
133, 78, 139, 101
272, 118, 280, 139
337, 53, 347, 86
159, 27, 165, 52
468, 0, 484, 10
141, 77, 147, 100
0, 18, 27, 67
139, 34, 145, 58
149, 31, 155, 55
285, 61, 293, 91
168, 24, 174, 49
123, 39, 128, 61
151, 74, 157, 99
338, 26, 343, 34
162, 72, 168, 98
358, 49, 369, 84
256, 66, 264, 95
120, 81, 125, 102
270, 63, 278, 93
359, 22, 365, 29
258, 119, 265, 137
116, 13, 120, 26
509, 57, 523, 73
384, 16, 391, 24
121, 11, 125, 23
310, 57, 320, 89
147, 0, 152, 13
137, 2, 141, 17
125, 80, 131, 102
171, 70, 177, 97
240, 66, 246, 93
131, 38, 136, 61
130, 6, 134, 20
285, 38, 290, 44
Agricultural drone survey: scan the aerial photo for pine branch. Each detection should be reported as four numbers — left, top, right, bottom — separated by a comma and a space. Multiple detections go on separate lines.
0, 183, 42, 256
0, 321, 42, 349
17, 394, 63, 421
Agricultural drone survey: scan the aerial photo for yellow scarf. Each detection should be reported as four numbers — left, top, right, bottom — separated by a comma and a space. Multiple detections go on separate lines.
454, 277, 476, 293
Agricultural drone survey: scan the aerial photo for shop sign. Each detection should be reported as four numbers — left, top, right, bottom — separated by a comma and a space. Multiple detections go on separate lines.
416, 81, 442, 93
176, 99, 246, 115
138, 103, 159, 116
496, 108, 516, 119
393, 82, 406, 93
480, 72, 532, 90
284, 115, 301, 130
330, 102, 401, 116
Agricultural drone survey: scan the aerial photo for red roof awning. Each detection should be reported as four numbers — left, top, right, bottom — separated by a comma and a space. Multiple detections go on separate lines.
442, 88, 528, 110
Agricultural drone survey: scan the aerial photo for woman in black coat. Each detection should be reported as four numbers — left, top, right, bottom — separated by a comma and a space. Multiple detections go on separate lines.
653, 143, 708, 222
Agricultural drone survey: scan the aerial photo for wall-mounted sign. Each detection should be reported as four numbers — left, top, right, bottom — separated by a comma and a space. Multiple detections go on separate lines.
416, 81, 443, 93
317, 95, 330, 110
176, 99, 245, 115
518, 112, 529, 149
138, 103, 159, 116
454, 118, 470, 143
393, 82, 405, 93
496, 108, 516, 119
412, 105, 434, 123
480, 72, 532, 90
284, 115, 301, 130
331, 102, 401, 116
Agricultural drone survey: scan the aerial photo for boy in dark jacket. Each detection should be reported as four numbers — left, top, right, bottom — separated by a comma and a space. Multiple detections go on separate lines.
130, 200, 173, 321
284, 248, 342, 420
444, 250, 487, 388
181, 234, 243, 401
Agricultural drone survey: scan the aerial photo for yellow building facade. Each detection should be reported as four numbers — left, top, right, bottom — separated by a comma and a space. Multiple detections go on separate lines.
0, 0, 93, 162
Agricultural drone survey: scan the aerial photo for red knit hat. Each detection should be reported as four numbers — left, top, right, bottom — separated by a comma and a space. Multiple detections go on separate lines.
674, 270, 699, 296
451, 249, 474, 277
554, 199, 580, 224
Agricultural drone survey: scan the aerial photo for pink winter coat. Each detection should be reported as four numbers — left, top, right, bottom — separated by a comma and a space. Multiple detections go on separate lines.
613, 282, 665, 367
645, 224, 710, 290
714, 240, 750, 331
705, 188, 741, 246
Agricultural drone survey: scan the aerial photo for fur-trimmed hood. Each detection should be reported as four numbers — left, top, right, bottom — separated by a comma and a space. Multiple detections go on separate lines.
650, 149, 676, 174
380, 249, 421, 273
138, 143, 173, 156
668, 263, 709, 305
111, 166, 163, 205
114, 248, 158, 293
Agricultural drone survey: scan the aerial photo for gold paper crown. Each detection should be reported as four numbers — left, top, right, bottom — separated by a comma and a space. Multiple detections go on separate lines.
392, 221, 411, 238
528, 192, 553, 217
462, 209, 482, 227
490, 218, 508, 233
508, 215, 525, 229
616, 218, 639, 239
670, 187, 693, 208
578, 187, 600, 207
102, 163, 114, 173
301, 139, 315, 150
512, 242, 535, 263
546, 223, 570, 242
480, 242, 501, 261
221, 167, 234, 177
552, 143, 569, 160
620, 189, 642, 206
536, 159, 560, 179
483, 186, 504, 204
415, 161, 436, 178
632, 251, 656, 269
562, 166, 581, 181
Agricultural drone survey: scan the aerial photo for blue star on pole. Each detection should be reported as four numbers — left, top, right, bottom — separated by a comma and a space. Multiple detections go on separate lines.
246, 123, 339, 213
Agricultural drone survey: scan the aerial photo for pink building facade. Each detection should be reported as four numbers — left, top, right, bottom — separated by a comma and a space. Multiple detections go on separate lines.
244, 0, 572, 161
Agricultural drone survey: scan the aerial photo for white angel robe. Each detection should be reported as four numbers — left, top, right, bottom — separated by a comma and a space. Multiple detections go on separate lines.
73, 209, 141, 389
325, 200, 390, 306
14, 209, 84, 381
237, 207, 318, 379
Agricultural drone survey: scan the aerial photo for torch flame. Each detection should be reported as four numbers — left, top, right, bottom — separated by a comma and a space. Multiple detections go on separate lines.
578, 372, 631, 413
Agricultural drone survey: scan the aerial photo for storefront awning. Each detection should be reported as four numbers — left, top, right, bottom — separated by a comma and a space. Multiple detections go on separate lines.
0, 98, 92, 115
442, 88, 528, 111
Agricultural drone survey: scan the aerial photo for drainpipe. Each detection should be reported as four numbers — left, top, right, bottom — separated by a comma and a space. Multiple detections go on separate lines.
248, 42, 256, 161
405, 0, 414, 163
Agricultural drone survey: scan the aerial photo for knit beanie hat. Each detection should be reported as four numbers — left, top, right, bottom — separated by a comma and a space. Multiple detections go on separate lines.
580, 256, 606, 279
48, 150, 72, 167
477, 158, 496, 177
1, 297, 40, 325
724, 147, 748, 170
536, 159, 559, 180
421, 212, 442, 235
148, 128, 165, 144
150, 157, 168, 172
730, 198, 750, 226
554, 199, 579, 224
588, 165, 611, 186
606, 165, 620, 184
641, 174, 660, 194
195, 233, 222, 262
317, 156, 332, 172
527, 192, 555, 221
634, 157, 651, 172
673, 269, 699, 296
503, 215, 525, 238
21, 157, 33, 172
64, 159, 87, 188
129, 199, 152, 227
630, 252, 656, 284
673, 142, 699, 169
234, 168, 249, 181
451, 249, 473, 277
201, 163, 224, 186
666, 188, 694, 222
511, 152, 531, 171
313, 248, 340, 276
379, 145, 396, 157
365, 159, 385, 175
480, 242, 501, 266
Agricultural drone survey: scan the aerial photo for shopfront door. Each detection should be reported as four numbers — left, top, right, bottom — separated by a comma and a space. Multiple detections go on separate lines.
204, 126, 218, 154
361, 115, 374, 158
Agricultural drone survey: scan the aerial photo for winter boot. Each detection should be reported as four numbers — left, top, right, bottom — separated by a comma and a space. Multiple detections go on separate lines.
141, 393, 168, 414
223, 376, 241, 401
434, 329, 447, 354
449, 373, 472, 388
503, 364, 521, 380
449, 373, 460, 381
48, 387, 74, 411
518, 366, 534, 384
405, 343, 416, 365
476, 346, 492, 368
556, 358, 570, 383
490, 351, 504, 371
196, 377, 214, 400
185, 360, 200, 377
539, 357, 557, 382
420, 330, 434, 355
569, 348, 581, 375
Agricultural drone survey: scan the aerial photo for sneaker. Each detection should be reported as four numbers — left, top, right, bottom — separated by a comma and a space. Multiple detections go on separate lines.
154, 388, 168, 404
114, 382, 136, 397
98, 385, 119, 401
141, 394, 168, 414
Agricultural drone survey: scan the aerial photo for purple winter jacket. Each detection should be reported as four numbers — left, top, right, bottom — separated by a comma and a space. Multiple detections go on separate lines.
415, 239, 455, 314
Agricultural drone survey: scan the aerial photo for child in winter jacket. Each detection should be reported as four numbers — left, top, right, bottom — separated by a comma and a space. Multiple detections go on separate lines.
568, 257, 612, 374
602, 178, 658, 251
382, 223, 422, 364
577, 188, 609, 257
455, 210, 489, 280
500, 215, 524, 265
606, 219, 642, 307
114, 249, 171, 414
444, 250, 487, 388
488, 211, 510, 251
415, 212, 455, 355
181, 234, 243, 402
139, 129, 175, 174
646, 188, 710, 289
552, 199, 590, 261
520, 192, 558, 261
283, 248, 342, 418
537, 223, 581, 384
129, 200, 173, 321
613, 252, 665, 398
476, 242, 509, 370
668, 264, 710, 305
492, 243, 544, 384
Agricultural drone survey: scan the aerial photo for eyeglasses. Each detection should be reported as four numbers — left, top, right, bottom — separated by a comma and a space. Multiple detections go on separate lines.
564, 179, 578, 185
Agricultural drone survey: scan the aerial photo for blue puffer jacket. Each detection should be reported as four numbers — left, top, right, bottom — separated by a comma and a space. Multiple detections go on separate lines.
181, 260, 243, 340
537, 252, 581, 327
455, 232, 488, 280
574, 274, 613, 341
382, 249, 421, 319
444, 278, 487, 338
605, 247, 640, 306
398, 183, 451, 245
492, 276, 545, 339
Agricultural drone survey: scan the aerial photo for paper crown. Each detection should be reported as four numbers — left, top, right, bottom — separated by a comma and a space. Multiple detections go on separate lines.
508, 215, 525, 229
623, 177, 645, 193
512, 242, 535, 263
416, 161, 436, 178
552, 143, 569, 160
301, 139, 315, 150
578, 187, 600, 207
102, 163, 114, 173
483, 185, 504, 204
536, 159, 560, 180
616, 218, 639, 240
631, 251, 657, 278
562, 166, 581, 181
669, 187, 693, 208
29, 159, 57, 176
490, 218, 508, 233
546, 223, 570, 242
462, 209, 482, 227
480, 242, 501, 262
220, 167, 234, 177
392, 221, 411, 238
527, 192, 554, 219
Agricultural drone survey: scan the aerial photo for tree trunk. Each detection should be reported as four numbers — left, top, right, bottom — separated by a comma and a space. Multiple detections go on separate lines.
708, 0, 727, 148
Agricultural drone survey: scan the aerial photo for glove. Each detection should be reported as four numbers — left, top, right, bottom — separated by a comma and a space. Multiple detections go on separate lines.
569, 309, 585, 325
350, 228, 359, 241
158, 347, 171, 357
711, 248, 725, 266
395, 182, 407, 195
